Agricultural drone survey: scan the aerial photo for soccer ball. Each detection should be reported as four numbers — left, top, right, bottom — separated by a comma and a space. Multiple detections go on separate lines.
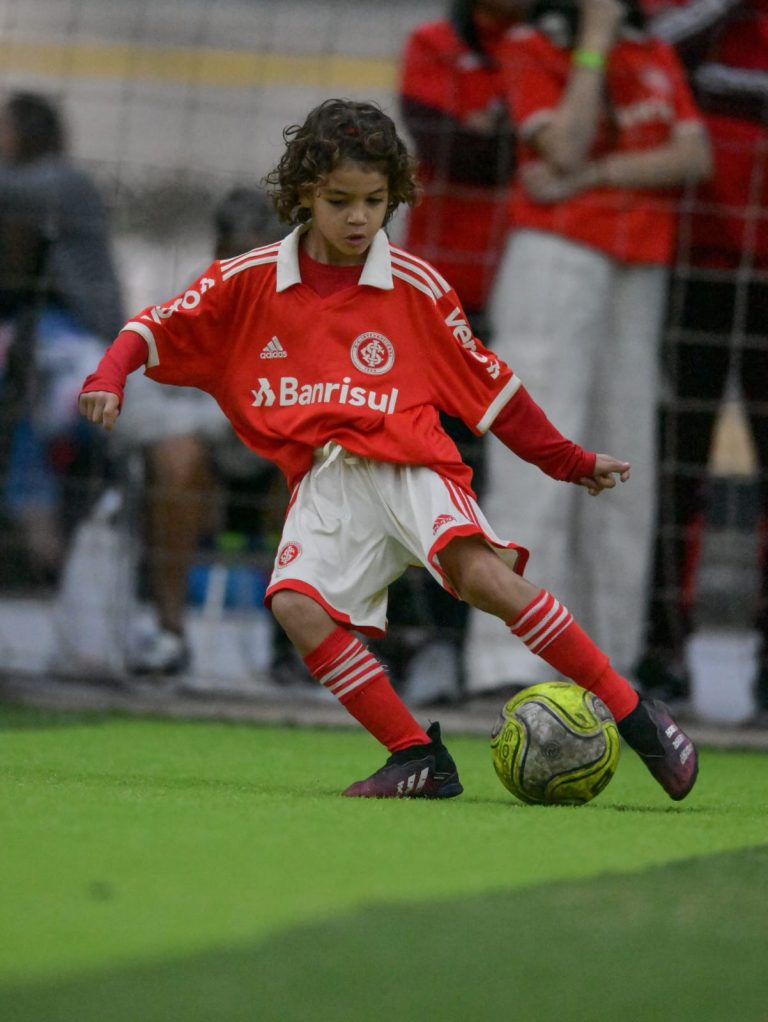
490, 681, 620, 805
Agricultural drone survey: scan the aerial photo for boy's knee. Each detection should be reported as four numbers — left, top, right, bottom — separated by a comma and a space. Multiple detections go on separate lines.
441, 537, 499, 605
270, 589, 307, 628
440, 535, 532, 616
270, 588, 332, 631
269, 588, 339, 654
454, 561, 503, 607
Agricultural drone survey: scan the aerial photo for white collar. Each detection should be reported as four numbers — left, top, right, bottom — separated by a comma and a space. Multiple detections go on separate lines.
275, 222, 394, 292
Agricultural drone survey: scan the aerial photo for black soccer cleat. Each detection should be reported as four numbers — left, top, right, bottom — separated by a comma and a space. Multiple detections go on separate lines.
618, 697, 698, 801
342, 721, 464, 799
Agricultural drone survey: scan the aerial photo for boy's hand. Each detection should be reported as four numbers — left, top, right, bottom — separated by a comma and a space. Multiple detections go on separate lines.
577, 453, 630, 496
78, 390, 120, 432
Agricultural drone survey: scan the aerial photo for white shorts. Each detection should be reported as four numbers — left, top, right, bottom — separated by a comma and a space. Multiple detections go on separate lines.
265, 443, 527, 637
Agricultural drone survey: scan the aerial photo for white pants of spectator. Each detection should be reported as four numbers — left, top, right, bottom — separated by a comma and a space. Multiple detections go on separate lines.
466, 229, 667, 692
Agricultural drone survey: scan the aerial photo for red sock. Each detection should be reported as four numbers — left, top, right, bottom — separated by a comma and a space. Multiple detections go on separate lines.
303, 627, 430, 752
507, 590, 639, 721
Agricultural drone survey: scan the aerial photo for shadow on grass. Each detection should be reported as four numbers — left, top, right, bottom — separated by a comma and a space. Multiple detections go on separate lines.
0, 703, 113, 732
2, 760, 342, 799
460, 795, 721, 814
2, 845, 766, 1022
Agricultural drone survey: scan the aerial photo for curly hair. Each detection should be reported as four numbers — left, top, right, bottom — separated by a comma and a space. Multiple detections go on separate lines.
264, 99, 419, 225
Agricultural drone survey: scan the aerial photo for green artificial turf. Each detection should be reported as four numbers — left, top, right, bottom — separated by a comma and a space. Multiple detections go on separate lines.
1, 704, 766, 1021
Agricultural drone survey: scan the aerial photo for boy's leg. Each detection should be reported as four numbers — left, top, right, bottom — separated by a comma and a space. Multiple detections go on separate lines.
269, 589, 462, 798
440, 536, 698, 800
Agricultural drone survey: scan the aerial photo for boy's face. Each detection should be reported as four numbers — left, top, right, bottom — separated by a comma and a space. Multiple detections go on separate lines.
300, 159, 389, 265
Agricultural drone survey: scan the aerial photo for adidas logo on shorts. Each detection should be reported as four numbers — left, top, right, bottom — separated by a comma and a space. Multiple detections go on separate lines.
260, 336, 288, 359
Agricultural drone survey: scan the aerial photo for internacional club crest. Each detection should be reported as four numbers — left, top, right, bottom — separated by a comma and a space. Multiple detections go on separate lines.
350, 332, 395, 375
276, 541, 302, 568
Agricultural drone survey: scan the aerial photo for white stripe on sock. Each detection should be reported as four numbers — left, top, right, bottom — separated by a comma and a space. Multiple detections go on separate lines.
326, 654, 379, 693
511, 590, 551, 634
529, 608, 573, 653
319, 643, 369, 686
332, 664, 383, 700
518, 597, 562, 645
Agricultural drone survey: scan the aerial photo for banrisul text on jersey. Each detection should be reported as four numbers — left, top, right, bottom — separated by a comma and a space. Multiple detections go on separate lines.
251, 376, 399, 414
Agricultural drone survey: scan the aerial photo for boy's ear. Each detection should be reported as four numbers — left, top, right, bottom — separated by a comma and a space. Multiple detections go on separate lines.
298, 184, 315, 209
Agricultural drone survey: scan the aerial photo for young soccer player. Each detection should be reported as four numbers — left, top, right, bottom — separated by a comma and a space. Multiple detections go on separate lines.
79, 99, 698, 801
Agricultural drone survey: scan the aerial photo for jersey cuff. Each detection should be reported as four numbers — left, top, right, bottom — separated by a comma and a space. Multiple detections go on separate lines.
476, 376, 522, 433
124, 321, 159, 368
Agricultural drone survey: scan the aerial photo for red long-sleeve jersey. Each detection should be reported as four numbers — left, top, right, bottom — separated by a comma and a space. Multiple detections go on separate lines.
83, 226, 596, 494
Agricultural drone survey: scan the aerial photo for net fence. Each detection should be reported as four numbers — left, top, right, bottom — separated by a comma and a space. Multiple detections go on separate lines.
0, 0, 763, 697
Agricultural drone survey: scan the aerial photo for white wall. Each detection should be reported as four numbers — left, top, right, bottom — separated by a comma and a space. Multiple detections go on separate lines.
0, 0, 444, 182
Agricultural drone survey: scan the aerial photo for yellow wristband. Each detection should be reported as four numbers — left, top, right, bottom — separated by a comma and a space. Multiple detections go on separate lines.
572, 48, 606, 70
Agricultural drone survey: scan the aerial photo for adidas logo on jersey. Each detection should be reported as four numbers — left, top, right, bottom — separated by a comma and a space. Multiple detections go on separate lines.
260, 336, 288, 359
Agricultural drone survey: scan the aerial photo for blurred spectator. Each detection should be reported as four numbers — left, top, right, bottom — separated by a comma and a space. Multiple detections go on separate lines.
114, 186, 287, 675
0, 91, 123, 584
634, 0, 768, 722
466, 0, 711, 694
389, 0, 524, 704
400, 0, 526, 315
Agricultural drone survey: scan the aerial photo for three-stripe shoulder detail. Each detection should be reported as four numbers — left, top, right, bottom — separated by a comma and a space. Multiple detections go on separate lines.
220, 243, 280, 281
391, 267, 438, 302
390, 247, 452, 299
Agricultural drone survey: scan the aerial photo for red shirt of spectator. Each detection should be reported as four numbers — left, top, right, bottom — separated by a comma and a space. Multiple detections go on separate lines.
499, 25, 703, 264
692, 2, 767, 268
399, 15, 516, 311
